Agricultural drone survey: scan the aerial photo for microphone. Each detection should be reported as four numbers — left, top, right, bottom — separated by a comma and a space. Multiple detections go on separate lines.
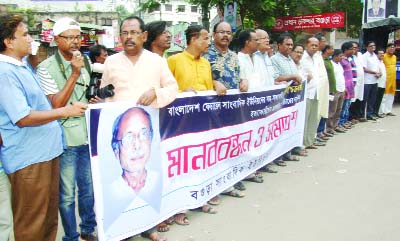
72, 51, 86, 85
73, 50, 82, 58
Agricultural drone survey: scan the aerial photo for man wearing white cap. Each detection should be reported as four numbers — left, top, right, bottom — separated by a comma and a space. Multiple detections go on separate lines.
36, 17, 97, 241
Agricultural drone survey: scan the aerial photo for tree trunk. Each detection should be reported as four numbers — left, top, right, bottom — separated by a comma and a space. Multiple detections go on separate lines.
201, 2, 210, 30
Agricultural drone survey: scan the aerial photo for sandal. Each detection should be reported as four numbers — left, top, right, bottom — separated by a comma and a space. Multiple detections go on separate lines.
283, 155, 300, 161
142, 231, 167, 241
244, 175, 264, 183
165, 216, 175, 225
174, 213, 189, 225
306, 144, 318, 149
195, 204, 217, 214
221, 189, 245, 198
292, 149, 308, 156
207, 195, 221, 206
156, 222, 170, 232
234, 181, 246, 191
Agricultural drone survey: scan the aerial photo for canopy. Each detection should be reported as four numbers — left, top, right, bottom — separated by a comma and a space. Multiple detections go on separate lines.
362, 17, 400, 49
80, 23, 103, 31
362, 17, 400, 30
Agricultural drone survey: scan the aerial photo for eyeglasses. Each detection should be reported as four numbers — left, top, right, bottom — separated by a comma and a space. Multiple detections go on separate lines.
215, 30, 232, 36
58, 35, 82, 42
294, 51, 303, 54
121, 30, 143, 37
368, 45, 376, 47
258, 37, 269, 41
118, 128, 149, 148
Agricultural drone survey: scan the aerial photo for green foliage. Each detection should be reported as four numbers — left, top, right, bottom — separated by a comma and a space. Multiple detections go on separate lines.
85, 4, 94, 12
115, 5, 132, 23
321, 0, 363, 38
140, 0, 361, 39
74, 2, 80, 12
7, 7, 36, 28
139, 0, 162, 13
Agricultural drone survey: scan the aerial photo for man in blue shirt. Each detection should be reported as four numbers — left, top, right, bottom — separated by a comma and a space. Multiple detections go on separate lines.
204, 21, 249, 195
0, 14, 87, 241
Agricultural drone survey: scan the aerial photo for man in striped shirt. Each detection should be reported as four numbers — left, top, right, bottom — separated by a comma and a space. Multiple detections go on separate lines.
36, 17, 98, 241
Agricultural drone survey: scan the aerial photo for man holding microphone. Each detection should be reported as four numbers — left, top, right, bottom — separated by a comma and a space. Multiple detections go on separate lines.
36, 17, 97, 241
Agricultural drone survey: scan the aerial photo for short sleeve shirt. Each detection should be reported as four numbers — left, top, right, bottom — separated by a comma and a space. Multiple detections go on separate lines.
0, 54, 63, 174
203, 45, 240, 89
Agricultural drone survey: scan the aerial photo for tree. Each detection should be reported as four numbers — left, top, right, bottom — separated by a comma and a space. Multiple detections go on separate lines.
320, 0, 363, 38
115, 5, 132, 23
85, 4, 94, 12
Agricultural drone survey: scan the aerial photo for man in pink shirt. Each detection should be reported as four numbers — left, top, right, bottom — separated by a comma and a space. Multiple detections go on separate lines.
101, 16, 178, 108
100, 16, 178, 241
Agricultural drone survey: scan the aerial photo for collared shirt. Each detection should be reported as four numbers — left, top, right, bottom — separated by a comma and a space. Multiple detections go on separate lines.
238, 52, 271, 90
377, 60, 387, 88
101, 49, 178, 108
37, 51, 90, 146
363, 51, 380, 84
271, 52, 298, 76
340, 58, 355, 99
0, 54, 63, 174
332, 60, 345, 93
324, 57, 337, 93
383, 53, 397, 95
348, 56, 358, 82
36, 51, 91, 96
203, 44, 240, 89
254, 51, 279, 86
167, 50, 213, 91
300, 51, 320, 100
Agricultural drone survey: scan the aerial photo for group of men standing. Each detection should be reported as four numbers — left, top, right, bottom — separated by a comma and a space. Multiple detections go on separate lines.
0, 12, 397, 241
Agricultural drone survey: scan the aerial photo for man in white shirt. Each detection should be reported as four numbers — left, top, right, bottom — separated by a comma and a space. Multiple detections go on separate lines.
362, 41, 381, 120
374, 48, 387, 117
237, 29, 270, 91
331, 49, 346, 133
301, 37, 324, 149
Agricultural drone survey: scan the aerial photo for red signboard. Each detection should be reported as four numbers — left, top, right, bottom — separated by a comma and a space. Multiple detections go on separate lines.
273, 12, 345, 31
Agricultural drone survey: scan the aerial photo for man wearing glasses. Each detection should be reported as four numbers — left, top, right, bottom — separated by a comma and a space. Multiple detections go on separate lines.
111, 107, 155, 194
101, 16, 177, 108
36, 17, 97, 241
203, 21, 247, 201
100, 16, 177, 241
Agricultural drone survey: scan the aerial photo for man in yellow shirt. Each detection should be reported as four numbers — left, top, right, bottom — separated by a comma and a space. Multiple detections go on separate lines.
381, 43, 397, 116
167, 24, 217, 226
167, 25, 213, 92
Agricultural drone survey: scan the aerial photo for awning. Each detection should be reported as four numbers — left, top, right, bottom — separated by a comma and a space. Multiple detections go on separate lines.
80, 23, 103, 30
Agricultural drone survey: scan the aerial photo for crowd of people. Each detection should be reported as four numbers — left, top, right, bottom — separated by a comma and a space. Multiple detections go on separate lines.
0, 12, 397, 241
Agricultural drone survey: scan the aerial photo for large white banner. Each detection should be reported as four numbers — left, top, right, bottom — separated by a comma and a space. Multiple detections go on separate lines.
87, 84, 306, 241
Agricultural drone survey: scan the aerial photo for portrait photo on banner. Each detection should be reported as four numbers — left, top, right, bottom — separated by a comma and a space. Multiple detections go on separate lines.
224, 1, 237, 31
88, 103, 163, 236
367, 0, 386, 21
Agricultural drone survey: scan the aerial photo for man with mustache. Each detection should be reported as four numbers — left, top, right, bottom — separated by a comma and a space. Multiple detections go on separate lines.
101, 16, 178, 241
203, 21, 247, 202
36, 17, 97, 241
101, 16, 177, 107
